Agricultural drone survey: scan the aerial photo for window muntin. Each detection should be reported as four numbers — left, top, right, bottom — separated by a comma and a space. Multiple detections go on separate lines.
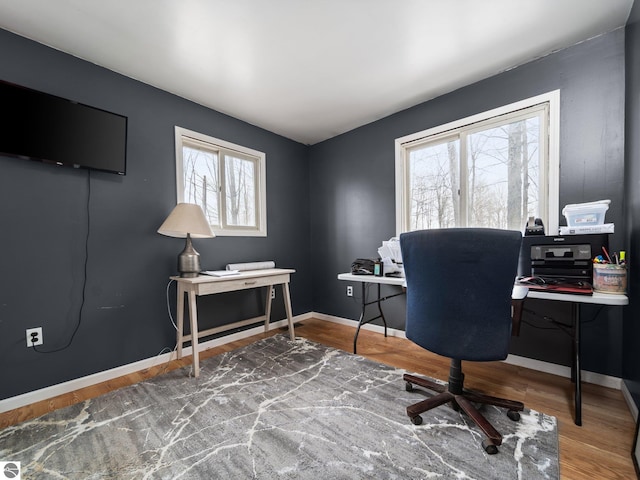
175, 127, 267, 237
396, 91, 559, 234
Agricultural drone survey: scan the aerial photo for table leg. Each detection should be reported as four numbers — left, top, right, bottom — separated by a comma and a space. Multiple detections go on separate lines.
176, 284, 185, 359
375, 283, 388, 338
353, 282, 367, 354
283, 282, 295, 341
573, 303, 582, 426
187, 289, 200, 378
352, 282, 401, 354
264, 285, 273, 333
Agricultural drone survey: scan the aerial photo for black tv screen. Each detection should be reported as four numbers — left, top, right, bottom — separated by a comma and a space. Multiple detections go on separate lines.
0, 80, 127, 175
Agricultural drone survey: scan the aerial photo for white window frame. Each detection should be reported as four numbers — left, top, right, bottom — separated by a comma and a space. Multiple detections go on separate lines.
175, 126, 267, 237
395, 90, 560, 235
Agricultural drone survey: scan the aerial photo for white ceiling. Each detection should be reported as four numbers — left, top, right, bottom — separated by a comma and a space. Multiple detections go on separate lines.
0, 0, 634, 145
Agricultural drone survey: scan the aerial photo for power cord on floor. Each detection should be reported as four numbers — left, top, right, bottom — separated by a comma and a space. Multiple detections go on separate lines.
164, 278, 192, 376
166, 278, 178, 331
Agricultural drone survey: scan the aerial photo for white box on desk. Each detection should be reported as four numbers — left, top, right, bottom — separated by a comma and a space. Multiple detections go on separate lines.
562, 200, 610, 227
559, 223, 615, 235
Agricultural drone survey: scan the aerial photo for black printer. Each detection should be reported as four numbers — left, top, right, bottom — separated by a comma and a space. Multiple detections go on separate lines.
518, 234, 609, 283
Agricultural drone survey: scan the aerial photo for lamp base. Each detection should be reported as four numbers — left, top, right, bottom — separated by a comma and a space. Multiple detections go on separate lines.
178, 234, 201, 277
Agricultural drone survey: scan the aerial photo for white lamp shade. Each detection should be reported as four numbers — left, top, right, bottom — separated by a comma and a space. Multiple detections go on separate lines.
157, 203, 215, 238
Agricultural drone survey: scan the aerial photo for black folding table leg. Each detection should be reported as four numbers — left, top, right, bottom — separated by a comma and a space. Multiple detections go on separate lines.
375, 283, 388, 338
352, 280, 403, 354
353, 282, 367, 354
573, 302, 582, 426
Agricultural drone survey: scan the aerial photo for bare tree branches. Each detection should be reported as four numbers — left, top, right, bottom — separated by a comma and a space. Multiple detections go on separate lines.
408, 117, 540, 230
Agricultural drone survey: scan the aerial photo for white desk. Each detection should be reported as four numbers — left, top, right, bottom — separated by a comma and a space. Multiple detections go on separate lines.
337, 272, 407, 287
338, 273, 528, 351
339, 273, 628, 425
172, 268, 295, 377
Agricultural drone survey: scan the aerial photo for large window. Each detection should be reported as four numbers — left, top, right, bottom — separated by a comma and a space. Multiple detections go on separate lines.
395, 91, 559, 234
175, 126, 267, 236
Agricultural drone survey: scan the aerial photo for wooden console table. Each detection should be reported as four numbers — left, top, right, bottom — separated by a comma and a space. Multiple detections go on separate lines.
171, 268, 295, 377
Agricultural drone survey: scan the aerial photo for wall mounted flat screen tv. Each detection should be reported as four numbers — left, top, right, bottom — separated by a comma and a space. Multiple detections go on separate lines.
0, 80, 127, 175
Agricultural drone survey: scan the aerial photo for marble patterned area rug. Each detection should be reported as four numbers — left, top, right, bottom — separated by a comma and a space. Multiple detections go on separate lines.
1, 335, 559, 479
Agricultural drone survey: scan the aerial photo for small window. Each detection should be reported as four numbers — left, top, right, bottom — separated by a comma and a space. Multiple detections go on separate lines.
395, 91, 559, 234
175, 126, 267, 236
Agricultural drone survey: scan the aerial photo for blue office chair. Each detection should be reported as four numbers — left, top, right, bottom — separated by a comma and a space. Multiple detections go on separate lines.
399, 228, 524, 454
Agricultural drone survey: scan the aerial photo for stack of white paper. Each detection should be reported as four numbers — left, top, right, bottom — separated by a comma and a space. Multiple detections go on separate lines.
202, 270, 241, 277
559, 223, 615, 235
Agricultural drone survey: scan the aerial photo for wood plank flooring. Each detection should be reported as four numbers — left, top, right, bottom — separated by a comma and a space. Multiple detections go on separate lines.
2, 318, 637, 479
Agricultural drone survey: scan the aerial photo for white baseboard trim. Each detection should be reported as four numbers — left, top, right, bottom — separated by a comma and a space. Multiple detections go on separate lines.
314, 312, 625, 390
3, 311, 636, 420
504, 353, 623, 390
314, 312, 409, 338
0, 313, 313, 414
621, 381, 639, 422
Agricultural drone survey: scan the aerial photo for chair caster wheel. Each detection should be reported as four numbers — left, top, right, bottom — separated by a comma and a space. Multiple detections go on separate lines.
410, 415, 423, 425
482, 439, 499, 455
405, 382, 414, 392
507, 410, 520, 421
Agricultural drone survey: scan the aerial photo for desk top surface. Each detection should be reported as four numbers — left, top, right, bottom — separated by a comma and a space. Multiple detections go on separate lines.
525, 289, 628, 305
172, 268, 295, 283
337, 272, 406, 286
338, 272, 628, 306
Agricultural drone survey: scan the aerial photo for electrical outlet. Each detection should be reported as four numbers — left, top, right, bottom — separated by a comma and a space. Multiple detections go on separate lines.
271, 288, 276, 299
346, 285, 353, 297
26, 327, 43, 347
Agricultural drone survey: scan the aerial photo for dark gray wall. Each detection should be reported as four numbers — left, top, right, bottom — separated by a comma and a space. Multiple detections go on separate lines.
310, 29, 627, 377
1, 22, 635, 405
624, 6, 640, 408
0, 29, 312, 400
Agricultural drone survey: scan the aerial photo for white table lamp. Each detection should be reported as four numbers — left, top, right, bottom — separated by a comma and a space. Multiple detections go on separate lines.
158, 203, 215, 277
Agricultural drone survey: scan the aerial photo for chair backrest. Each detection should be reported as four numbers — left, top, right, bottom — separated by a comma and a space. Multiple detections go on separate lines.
399, 228, 522, 362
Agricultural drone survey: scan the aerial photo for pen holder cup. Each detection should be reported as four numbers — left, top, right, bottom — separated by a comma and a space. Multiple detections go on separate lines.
593, 264, 627, 294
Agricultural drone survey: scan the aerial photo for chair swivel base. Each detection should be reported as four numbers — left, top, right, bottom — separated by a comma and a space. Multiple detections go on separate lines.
403, 372, 524, 454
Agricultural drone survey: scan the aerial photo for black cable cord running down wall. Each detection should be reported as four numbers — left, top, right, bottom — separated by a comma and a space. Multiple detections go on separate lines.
33, 169, 90, 353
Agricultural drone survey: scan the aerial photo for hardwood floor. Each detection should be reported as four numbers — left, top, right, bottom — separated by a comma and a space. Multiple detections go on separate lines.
2, 318, 637, 479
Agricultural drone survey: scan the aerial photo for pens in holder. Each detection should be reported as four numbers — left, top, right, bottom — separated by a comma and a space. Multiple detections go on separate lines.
602, 246, 613, 263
